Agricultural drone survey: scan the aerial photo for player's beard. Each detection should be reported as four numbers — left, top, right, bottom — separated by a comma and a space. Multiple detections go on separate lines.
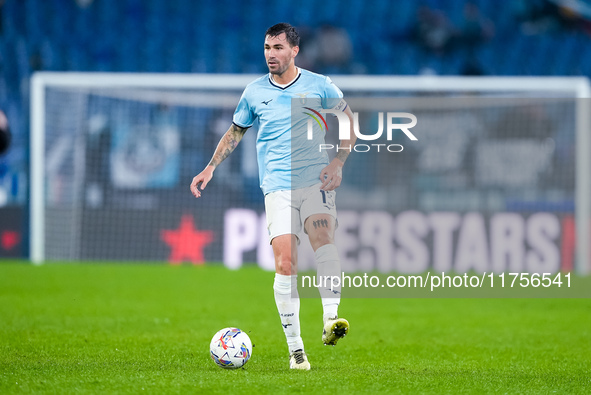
268, 59, 289, 76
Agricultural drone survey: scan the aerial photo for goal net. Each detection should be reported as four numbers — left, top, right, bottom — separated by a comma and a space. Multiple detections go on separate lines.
30, 73, 590, 275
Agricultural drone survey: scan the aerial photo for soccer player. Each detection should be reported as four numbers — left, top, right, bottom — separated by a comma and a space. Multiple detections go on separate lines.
190, 23, 356, 370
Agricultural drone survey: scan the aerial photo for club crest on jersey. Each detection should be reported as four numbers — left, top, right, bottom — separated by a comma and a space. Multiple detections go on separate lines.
296, 92, 310, 105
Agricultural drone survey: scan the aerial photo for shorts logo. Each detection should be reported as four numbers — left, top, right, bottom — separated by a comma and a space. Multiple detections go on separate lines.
320, 189, 335, 209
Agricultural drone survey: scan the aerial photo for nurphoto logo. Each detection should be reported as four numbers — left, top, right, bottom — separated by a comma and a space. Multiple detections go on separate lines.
305, 109, 418, 153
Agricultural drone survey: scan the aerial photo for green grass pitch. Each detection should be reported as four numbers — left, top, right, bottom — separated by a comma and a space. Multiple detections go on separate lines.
1, 262, 590, 394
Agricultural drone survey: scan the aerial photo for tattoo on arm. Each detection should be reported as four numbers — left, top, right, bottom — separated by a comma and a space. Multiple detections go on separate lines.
335, 149, 351, 163
208, 124, 247, 168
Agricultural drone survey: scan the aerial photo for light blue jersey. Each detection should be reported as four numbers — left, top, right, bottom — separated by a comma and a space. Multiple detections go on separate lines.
233, 68, 345, 195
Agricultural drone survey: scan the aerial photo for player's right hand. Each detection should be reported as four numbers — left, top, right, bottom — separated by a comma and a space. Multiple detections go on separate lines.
190, 166, 214, 198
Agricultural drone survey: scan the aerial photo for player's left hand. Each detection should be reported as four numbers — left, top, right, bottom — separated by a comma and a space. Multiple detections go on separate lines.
319, 158, 343, 191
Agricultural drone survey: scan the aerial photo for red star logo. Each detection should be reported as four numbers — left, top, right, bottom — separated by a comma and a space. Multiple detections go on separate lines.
1, 231, 20, 251
160, 214, 214, 265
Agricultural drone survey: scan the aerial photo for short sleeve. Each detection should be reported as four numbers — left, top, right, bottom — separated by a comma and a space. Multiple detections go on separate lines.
321, 76, 346, 110
232, 89, 256, 128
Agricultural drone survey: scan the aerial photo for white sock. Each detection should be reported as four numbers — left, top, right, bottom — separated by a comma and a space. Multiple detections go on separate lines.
273, 273, 304, 353
315, 244, 341, 322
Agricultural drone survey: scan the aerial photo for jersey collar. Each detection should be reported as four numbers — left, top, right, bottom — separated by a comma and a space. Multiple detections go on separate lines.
268, 67, 302, 90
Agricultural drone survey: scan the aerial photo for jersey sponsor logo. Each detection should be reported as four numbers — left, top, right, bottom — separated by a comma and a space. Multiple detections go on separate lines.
261, 99, 273, 105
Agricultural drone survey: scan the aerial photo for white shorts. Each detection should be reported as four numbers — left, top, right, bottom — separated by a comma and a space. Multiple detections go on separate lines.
264, 183, 337, 243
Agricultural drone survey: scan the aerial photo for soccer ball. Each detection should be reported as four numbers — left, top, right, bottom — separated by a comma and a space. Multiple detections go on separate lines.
209, 327, 252, 369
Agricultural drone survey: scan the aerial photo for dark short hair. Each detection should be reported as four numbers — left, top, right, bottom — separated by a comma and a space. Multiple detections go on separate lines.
265, 23, 300, 47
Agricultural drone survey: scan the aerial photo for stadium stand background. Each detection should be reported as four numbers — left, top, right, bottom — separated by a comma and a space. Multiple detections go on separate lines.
0, 0, 590, 258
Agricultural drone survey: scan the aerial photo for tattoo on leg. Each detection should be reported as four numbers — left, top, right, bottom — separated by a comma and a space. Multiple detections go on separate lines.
313, 219, 329, 229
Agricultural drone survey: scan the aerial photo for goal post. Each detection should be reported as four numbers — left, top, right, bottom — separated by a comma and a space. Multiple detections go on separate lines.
30, 72, 590, 274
